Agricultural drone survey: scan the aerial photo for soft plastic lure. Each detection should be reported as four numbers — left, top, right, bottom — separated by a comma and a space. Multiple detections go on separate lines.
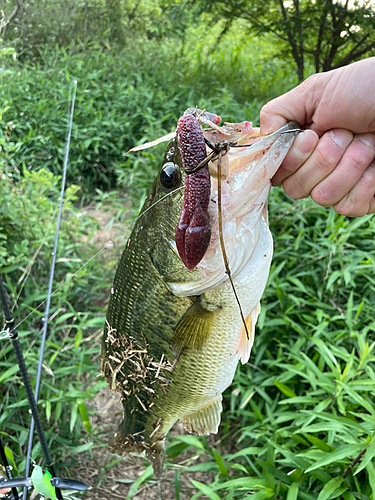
175, 114, 212, 270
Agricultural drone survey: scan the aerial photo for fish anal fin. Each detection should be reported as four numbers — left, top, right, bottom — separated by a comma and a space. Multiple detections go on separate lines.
237, 303, 261, 364
173, 299, 215, 351
181, 395, 222, 435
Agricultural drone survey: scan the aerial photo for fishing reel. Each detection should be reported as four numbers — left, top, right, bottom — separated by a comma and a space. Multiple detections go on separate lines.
0, 464, 88, 500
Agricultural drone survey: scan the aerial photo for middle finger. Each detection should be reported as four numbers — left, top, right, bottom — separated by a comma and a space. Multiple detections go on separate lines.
311, 133, 375, 207
282, 129, 353, 200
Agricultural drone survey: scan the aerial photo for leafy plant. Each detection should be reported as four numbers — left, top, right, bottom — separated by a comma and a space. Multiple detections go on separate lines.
0, 165, 115, 472
161, 193, 375, 499
0, 31, 295, 195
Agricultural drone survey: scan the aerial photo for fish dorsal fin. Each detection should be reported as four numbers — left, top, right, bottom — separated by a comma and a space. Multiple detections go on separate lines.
237, 302, 261, 364
181, 395, 222, 435
173, 298, 216, 351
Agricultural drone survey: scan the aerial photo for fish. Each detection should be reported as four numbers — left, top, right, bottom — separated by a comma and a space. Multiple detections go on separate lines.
101, 110, 299, 476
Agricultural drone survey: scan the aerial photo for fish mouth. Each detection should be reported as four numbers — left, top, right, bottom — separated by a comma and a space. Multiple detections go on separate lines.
167, 122, 299, 297
222, 121, 300, 219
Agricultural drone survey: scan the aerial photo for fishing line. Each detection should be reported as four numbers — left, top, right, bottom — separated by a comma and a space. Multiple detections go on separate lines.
138, 186, 184, 220
13, 201, 60, 311
23, 80, 78, 500
13, 242, 109, 331
13, 243, 44, 311
216, 150, 250, 340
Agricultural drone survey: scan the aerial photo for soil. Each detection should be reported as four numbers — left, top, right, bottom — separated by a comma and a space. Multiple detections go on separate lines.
74, 388, 212, 500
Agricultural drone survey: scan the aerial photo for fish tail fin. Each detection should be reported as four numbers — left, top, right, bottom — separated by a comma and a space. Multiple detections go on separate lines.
146, 441, 165, 478
109, 421, 165, 478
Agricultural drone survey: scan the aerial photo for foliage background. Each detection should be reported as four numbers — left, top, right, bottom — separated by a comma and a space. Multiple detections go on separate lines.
1, 0, 375, 499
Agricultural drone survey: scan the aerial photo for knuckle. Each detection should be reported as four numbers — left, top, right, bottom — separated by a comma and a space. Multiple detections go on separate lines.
344, 148, 372, 174
311, 185, 332, 207
313, 145, 338, 171
334, 204, 367, 217
283, 177, 309, 200
260, 101, 272, 115
361, 169, 375, 191
302, 73, 321, 89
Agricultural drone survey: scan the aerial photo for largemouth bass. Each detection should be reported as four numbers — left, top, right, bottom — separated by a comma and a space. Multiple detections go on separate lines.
101, 111, 299, 475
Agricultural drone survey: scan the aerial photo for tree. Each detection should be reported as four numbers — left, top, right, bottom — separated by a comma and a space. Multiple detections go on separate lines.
196, 0, 375, 81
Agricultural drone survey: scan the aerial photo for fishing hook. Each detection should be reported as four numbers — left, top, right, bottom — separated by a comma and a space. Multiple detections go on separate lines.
184, 127, 302, 175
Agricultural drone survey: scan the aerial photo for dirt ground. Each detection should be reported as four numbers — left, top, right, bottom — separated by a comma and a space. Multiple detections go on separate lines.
75, 205, 211, 500
74, 387, 211, 500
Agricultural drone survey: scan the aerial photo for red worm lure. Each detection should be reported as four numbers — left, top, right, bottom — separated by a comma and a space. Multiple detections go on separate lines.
175, 114, 211, 271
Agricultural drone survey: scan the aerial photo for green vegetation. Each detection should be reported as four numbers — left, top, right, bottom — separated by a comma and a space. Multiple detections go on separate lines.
1, 1, 375, 498
196, 0, 375, 81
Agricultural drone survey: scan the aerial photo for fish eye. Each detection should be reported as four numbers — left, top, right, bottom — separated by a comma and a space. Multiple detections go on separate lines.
159, 162, 181, 190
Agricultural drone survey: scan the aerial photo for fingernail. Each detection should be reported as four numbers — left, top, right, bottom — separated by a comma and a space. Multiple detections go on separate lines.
292, 130, 317, 157
330, 129, 353, 148
260, 124, 277, 135
357, 135, 375, 151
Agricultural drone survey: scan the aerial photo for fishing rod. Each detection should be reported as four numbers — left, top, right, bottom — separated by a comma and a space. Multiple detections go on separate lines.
0, 273, 63, 500
0, 80, 88, 499
0, 464, 87, 500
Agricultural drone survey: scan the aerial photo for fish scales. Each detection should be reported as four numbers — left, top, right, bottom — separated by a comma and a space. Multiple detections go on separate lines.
102, 114, 299, 475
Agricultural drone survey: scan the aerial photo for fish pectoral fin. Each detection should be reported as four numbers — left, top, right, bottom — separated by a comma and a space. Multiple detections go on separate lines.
181, 395, 222, 435
173, 298, 216, 351
237, 302, 261, 364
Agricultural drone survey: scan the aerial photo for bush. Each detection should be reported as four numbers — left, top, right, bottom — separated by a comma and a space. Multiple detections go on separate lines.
0, 33, 295, 195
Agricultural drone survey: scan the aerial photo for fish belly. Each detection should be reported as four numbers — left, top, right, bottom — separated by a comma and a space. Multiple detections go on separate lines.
151, 313, 241, 438
151, 219, 273, 439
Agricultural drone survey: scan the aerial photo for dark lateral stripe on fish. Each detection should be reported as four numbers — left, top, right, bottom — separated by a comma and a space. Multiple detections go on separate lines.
175, 115, 212, 271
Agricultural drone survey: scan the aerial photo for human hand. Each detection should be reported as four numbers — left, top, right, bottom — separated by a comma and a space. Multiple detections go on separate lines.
260, 57, 375, 216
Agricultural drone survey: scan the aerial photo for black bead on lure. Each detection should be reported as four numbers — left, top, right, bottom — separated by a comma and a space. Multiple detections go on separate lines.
175, 114, 212, 270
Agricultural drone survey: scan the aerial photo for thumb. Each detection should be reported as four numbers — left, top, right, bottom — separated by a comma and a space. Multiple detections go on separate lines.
259, 100, 289, 135
259, 74, 321, 134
